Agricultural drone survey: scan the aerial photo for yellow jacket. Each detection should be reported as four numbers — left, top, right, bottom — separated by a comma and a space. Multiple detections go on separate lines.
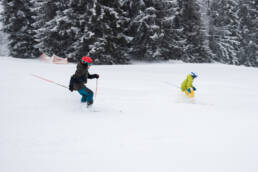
181, 74, 194, 91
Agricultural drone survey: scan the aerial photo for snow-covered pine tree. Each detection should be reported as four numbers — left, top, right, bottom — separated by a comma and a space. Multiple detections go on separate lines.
237, 0, 258, 67
162, 0, 187, 61
32, 0, 73, 58
1, 0, 39, 58
86, 0, 130, 64
31, 0, 58, 56
126, 0, 166, 61
121, 0, 145, 19
158, 0, 182, 60
65, 0, 96, 61
121, 0, 145, 60
32, 0, 129, 64
176, 0, 210, 63
0, 27, 9, 56
124, 0, 177, 61
208, 0, 241, 65
0, 1, 9, 56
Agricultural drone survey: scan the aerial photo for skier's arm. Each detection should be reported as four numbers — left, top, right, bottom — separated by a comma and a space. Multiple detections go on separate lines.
88, 73, 99, 79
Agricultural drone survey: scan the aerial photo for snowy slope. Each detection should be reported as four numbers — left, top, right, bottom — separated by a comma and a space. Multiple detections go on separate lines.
0, 57, 258, 172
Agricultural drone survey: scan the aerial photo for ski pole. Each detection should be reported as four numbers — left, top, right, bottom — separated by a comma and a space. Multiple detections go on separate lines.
95, 79, 98, 100
31, 74, 68, 89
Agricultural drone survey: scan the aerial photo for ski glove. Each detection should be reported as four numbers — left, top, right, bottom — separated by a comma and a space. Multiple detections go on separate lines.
69, 85, 73, 92
88, 74, 99, 79
69, 83, 74, 92
192, 86, 196, 91
92, 74, 99, 79
187, 88, 192, 94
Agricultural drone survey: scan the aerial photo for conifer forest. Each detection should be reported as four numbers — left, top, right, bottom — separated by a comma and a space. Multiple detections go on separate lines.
0, 0, 257, 66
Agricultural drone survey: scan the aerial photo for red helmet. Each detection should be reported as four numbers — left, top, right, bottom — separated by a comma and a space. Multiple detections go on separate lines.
81, 56, 93, 65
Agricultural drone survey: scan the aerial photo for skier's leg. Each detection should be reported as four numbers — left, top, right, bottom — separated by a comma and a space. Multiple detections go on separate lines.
189, 89, 195, 98
84, 87, 94, 105
78, 88, 88, 103
78, 87, 94, 104
81, 96, 87, 102
185, 88, 194, 98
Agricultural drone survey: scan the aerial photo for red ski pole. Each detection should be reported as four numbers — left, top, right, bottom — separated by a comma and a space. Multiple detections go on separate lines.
31, 74, 68, 89
95, 79, 98, 100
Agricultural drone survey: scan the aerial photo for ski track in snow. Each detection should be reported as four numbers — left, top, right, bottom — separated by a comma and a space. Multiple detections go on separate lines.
0, 57, 258, 172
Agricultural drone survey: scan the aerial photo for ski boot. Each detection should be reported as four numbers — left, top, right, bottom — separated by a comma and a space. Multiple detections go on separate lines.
87, 101, 93, 108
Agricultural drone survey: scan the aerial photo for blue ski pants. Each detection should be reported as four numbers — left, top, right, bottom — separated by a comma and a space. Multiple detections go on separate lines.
78, 87, 94, 103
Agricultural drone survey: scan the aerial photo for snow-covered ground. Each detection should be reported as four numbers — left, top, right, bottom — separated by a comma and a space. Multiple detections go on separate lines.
0, 57, 258, 172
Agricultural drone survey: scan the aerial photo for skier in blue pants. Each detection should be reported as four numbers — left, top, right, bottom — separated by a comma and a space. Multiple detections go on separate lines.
69, 56, 99, 107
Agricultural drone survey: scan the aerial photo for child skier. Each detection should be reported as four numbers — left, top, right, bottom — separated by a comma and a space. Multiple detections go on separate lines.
181, 72, 197, 98
69, 56, 99, 107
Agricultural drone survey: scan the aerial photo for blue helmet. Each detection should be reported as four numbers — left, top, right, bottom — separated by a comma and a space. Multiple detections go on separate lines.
191, 72, 197, 78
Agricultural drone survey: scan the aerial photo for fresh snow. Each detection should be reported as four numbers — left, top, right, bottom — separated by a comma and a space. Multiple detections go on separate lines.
0, 57, 258, 172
